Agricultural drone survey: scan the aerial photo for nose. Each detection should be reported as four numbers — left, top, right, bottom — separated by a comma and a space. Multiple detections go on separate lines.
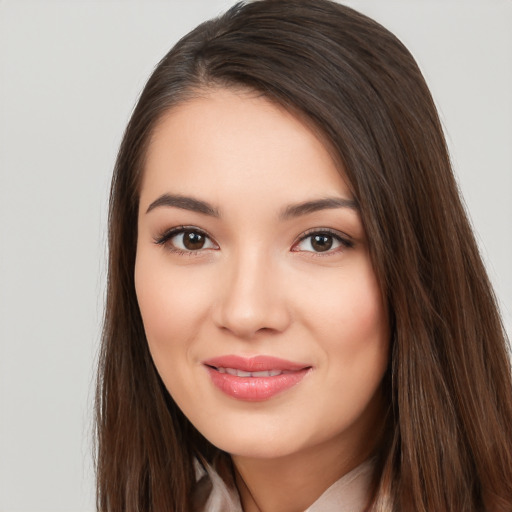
212, 250, 291, 339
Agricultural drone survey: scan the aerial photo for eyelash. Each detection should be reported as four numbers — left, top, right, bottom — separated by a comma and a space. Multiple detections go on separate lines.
153, 226, 218, 256
292, 228, 354, 255
153, 226, 354, 256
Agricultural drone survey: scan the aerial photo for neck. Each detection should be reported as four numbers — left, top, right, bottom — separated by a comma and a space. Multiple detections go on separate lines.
231, 427, 379, 512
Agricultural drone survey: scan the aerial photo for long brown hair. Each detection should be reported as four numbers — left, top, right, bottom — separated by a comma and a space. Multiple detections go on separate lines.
96, 1, 512, 510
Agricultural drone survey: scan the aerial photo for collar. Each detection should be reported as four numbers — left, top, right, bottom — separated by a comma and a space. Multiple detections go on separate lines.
193, 455, 375, 512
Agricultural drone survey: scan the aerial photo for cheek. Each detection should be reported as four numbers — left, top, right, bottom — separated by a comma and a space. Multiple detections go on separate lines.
302, 262, 388, 348
310, 269, 389, 427
134, 252, 211, 360
301, 260, 389, 402
134, 255, 215, 412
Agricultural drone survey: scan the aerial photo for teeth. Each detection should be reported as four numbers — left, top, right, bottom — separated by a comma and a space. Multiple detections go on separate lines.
252, 370, 282, 377
216, 367, 284, 377
251, 370, 271, 377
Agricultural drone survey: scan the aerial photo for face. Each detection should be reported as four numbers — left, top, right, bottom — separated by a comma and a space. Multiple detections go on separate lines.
135, 89, 389, 462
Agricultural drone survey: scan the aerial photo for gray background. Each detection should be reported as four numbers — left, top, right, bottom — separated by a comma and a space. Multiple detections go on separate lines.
0, 1, 510, 510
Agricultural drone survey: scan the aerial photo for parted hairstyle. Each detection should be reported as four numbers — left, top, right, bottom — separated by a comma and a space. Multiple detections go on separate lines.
96, 1, 512, 510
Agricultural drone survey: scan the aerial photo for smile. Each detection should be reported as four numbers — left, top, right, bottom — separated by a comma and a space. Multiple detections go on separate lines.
212, 367, 290, 377
203, 355, 312, 401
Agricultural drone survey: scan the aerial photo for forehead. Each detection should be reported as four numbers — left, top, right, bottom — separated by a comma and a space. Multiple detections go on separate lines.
140, 88, 351, 211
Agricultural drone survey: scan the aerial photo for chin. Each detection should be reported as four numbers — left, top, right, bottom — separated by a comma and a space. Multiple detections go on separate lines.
213, 435, 302, 460
193, 415, 305, 460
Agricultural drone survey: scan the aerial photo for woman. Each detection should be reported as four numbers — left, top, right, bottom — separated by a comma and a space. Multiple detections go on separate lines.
95, 1, 512, 510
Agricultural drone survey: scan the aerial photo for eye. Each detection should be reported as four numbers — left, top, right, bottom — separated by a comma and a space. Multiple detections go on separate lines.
154, 226, 218, 253
292, 230, 353, 253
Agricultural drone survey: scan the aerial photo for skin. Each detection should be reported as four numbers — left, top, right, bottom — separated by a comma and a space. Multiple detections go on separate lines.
135, 88, 390, 512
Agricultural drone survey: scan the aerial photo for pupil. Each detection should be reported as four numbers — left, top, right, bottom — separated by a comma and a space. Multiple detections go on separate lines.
183, 231, 205, 250
312, 234, 332, 252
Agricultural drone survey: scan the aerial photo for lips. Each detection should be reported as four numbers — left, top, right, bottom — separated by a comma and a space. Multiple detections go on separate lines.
203, 355, 311, 401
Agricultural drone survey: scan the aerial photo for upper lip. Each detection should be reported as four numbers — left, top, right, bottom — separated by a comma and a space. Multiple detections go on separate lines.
203, 355, 310, 372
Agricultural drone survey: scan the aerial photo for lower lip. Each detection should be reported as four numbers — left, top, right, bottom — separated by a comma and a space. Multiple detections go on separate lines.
205, 366, 310, 401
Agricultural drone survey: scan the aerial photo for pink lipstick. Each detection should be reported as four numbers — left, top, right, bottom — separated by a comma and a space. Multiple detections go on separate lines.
203, 355, 311, 401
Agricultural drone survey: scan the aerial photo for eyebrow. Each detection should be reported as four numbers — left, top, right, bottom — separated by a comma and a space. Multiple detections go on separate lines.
146, 193, 220, 217
145, 193, 358, 219
280, 197, 359, 220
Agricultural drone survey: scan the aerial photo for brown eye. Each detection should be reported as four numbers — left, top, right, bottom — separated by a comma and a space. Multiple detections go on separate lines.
293, 230, 352, 254
155, 227, 217, 253
310, 234, 333, 252
183, 230, 206, 250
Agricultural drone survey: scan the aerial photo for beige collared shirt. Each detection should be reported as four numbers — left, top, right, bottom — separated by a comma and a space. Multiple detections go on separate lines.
193, 456, 374, 512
